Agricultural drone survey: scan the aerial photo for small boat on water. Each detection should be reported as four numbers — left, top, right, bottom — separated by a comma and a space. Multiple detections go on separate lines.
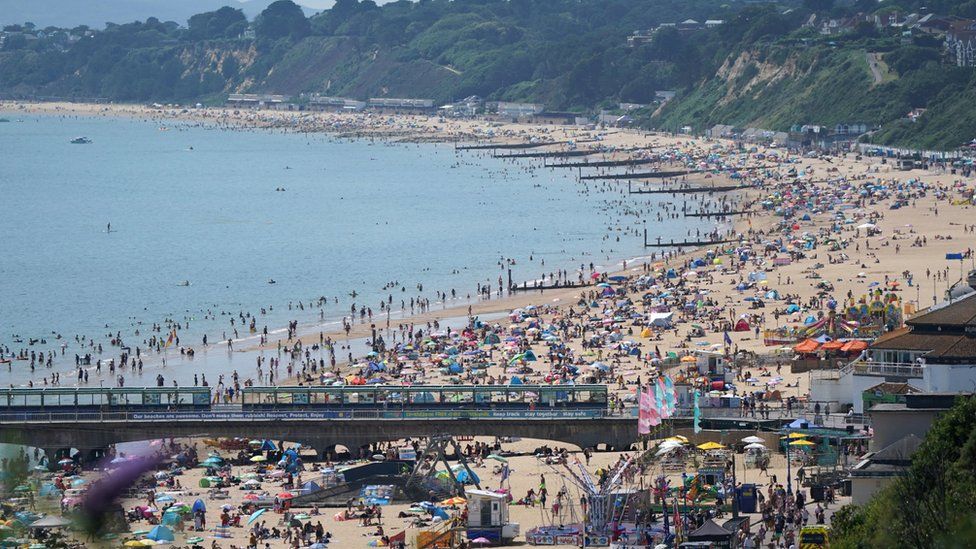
70, 136, 92, 144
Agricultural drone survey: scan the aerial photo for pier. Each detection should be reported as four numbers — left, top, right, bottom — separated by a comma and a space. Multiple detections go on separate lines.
0, 406, 640, 459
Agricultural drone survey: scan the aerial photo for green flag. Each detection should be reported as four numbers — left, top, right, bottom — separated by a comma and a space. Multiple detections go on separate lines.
693, 390, 702, 433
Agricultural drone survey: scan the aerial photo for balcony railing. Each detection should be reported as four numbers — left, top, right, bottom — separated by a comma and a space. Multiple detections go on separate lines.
851, 360, 924, 378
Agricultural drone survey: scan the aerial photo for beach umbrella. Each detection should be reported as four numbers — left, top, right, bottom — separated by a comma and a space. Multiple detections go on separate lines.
696, 442, 725, 451
191, 500, 206, 513
276, 492, 294, 499
246, 509, 266, 525
124, 542, 144, 547
28, 516, 71, 529
440, 497, 465, 506
470, 537, 491, 545
744, 443, 766, 450
249, 455, 267, 462
486, 454, 508, 463
789, 440, 816, 447
742, 436, 764, 444
780, 433, 808, 440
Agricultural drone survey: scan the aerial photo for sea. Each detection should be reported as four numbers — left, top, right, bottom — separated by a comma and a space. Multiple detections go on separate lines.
0, 112, 705, 389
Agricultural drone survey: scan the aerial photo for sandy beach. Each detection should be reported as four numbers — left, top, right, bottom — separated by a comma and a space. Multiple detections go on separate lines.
3, 100, 976, 549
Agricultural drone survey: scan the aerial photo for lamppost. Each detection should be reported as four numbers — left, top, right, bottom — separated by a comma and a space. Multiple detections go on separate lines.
785, 431, 793, 496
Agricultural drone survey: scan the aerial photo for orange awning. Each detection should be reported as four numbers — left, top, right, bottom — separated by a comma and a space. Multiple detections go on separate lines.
793, 338, 820, 353
841, 340, 868, 353
821, 340, 845, 351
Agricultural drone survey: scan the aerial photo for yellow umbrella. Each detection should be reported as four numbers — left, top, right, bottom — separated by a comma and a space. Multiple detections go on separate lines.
789, 440, 816, 447
696, 442, 726, 451
440, 496, 466, 506
124, 541, 144, 547
680, 355, 697, 363
249, 455, 267, 462
780, 433, 808, 440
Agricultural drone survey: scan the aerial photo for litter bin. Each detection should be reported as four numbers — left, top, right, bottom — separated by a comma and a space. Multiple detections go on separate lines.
809, 484, 825, 502
736, 483, 758, 513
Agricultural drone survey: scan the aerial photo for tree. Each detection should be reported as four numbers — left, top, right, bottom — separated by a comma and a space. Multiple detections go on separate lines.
188, 7, 247, 41
255, 0, 310, 41
832, 396, 976, 548
802, 0, 835, 12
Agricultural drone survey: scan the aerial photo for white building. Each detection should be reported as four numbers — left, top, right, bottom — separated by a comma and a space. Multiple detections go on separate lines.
495, 102, 543, 117
811, 287, 976, 414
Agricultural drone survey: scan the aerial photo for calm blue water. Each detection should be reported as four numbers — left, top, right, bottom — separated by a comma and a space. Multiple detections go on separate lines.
0, 113, 697, 387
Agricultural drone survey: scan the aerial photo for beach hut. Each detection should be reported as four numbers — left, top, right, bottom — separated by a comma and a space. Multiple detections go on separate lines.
465, 489, 519, 545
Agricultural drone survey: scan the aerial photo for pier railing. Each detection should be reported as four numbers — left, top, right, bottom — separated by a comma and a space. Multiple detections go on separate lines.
0, 406, 617, 423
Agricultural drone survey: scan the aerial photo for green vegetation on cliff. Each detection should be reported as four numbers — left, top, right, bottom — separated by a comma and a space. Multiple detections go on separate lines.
2, 0, 976, 149
830, 396, 976, 548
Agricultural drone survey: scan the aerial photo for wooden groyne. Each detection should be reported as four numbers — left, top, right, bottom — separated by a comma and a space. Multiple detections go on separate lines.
581, 164, 779, 181
642, 234, 740, 248
493, 149, 595, 159
455, 140, 567, 151
546, 157, 659, 169
684, 210, 756, 218
509, 281, 592, 293
628, 184, 748, 194
582, 169, 694, 180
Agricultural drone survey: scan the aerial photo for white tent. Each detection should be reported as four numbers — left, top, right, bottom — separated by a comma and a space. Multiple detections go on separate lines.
647, 312, 674, 327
